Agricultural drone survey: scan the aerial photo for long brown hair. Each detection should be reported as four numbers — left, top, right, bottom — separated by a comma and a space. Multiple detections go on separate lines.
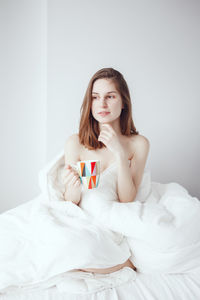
79, 67, 139, 150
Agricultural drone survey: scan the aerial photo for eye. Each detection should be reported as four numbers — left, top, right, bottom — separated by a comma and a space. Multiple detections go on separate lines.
107, 95, 115, 99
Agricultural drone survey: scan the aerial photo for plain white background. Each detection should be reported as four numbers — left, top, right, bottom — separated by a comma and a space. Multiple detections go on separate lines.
0, 0, 199, 213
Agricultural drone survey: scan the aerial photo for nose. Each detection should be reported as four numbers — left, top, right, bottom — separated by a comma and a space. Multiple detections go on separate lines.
99, 97, 108, 107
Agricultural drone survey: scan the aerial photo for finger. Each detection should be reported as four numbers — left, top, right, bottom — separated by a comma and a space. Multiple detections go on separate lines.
65, 163, 71, 167
63, 172, 74, 183
98, 137, 107, 145
98, 134, 110, 142
64, 167, 77, 176
71, 173, 80, 182
72, 168, 80, 176
102, 124, 111, 128
65, 172, 76, 185
65, 164, 72, 171
63, 169, 72, 181
98, 137, 108, 145
70, 175, 79, 185
64, 169, 80, 186
98, 130, 111, 137
100, 126, 112, 133
74, 180, 81, 187
62, 169, 71, 180
102, 124, 113, 132
64, 168, 71, 174
99, 130, 111, 138
99, 131, 110, 138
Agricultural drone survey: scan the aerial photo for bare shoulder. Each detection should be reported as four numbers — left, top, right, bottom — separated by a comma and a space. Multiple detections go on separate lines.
64, 133, 81, 164
129, 134, 150, 157
126, 134, 150, 191
131, 134, 150, 148
65, 133, 79, 146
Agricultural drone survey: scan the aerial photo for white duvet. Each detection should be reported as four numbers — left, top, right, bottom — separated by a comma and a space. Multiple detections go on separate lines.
0, 150, 200, 295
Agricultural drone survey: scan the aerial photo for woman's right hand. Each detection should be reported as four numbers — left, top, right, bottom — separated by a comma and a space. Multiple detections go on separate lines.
63, 164, 82, 204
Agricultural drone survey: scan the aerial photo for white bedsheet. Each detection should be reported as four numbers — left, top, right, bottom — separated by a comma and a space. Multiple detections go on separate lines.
0, 150, 200, 297
1, 272, 200, 300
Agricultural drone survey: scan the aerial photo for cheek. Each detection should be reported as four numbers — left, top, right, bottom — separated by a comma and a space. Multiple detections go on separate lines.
91, 102, 97, 115
91, 102, 95, 110
111, 101, 123, 113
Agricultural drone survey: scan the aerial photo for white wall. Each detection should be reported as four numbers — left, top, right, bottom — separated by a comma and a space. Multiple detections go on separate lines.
0, 0, 47, 212
0, 0, 199, 213
47, 0, 200, 198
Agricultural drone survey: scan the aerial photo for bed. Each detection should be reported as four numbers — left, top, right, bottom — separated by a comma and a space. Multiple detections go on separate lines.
1, 150, 200, 299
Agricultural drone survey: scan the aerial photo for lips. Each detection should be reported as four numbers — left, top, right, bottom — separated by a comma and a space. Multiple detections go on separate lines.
98, 111, 110, 117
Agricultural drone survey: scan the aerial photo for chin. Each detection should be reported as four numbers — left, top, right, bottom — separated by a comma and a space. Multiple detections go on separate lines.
99, 119, 111, 124
95, 116, 111, 123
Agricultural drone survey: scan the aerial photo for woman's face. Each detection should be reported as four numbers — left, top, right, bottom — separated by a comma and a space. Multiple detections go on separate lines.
91, 79, 124, 124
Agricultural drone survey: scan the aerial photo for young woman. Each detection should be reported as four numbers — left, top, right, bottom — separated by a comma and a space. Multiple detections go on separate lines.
63, 67, 150, 274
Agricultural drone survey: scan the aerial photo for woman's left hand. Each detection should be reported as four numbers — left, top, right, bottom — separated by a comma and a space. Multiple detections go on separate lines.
98, 124, 125, 157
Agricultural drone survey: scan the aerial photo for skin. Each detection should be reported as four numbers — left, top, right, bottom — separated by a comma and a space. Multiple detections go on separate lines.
63, 78, 150, 274
91, 78, 124, 137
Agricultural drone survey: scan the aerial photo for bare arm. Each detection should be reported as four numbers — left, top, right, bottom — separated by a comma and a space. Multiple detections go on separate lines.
63, 134, 82, 205
116, 135, 150, 203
